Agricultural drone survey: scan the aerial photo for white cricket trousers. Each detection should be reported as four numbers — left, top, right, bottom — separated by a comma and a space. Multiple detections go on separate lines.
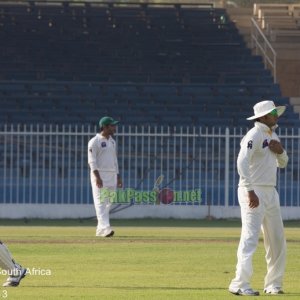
0, 241, 15, 271
229, 186, 286, 292
90, 172, 117, 236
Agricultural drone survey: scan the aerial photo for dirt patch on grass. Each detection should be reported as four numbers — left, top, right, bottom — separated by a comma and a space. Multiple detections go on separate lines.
3, 237, 242, 244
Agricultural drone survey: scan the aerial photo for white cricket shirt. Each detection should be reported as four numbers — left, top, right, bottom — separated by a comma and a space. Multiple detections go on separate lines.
88, 133, 119, 174
237, 122, 288, 191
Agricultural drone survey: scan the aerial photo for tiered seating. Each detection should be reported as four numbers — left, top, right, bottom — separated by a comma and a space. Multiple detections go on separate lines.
0, 81, 296, 127
0, 1, 272, 84
0, 2, 298, 128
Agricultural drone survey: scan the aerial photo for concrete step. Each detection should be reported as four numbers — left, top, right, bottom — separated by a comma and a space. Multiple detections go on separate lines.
290, 97, 300, 114
227, 6, 300, 97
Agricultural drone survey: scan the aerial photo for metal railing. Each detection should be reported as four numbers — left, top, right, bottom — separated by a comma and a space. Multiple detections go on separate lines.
251, 17, 277, 83
0, 125, 299, 208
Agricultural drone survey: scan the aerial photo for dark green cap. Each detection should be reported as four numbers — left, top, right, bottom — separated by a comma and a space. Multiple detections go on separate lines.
99, 116, 119, 127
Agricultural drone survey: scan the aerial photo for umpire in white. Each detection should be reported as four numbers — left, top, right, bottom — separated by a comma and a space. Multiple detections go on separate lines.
229, 100, 288, 296
88, 116, 122, 237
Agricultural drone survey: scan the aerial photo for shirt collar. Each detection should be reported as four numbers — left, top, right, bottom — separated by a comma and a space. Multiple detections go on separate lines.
98, 133, 111, 140
254, 121, 278, 135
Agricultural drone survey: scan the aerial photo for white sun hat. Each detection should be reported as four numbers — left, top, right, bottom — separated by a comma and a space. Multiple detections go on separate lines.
247, 100, 286, 120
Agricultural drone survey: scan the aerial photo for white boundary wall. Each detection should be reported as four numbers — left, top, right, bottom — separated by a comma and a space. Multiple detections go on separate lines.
1, 204, 300, 220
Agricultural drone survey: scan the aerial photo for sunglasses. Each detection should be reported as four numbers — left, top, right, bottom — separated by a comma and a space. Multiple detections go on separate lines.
269, 109, 278, 116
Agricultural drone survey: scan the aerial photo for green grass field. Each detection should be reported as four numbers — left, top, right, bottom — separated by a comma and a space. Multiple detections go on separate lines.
0, 219, 300, 299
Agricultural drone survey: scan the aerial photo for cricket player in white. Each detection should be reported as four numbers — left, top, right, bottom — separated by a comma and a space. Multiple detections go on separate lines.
0, 241, 27, 287
229, 100, 288, 296
88, 116, 122, 237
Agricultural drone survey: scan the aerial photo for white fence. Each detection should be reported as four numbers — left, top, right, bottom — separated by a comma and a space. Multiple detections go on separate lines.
1, 125, 300, 219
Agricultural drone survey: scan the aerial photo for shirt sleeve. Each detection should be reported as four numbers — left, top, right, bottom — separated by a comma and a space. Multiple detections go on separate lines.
114, 142, 119, 174
274, 134, 288, 168
115, 158, 119, 174
276, 150, 288, 168
237, 132, 258, 191
88, 139, 99, 171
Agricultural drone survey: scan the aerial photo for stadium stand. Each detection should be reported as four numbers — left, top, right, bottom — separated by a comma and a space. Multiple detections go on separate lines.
0, 0, 297, 128
1, 1, 300, 211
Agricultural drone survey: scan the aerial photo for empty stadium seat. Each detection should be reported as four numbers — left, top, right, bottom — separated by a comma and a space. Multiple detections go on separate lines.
0, 1, 295, 128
